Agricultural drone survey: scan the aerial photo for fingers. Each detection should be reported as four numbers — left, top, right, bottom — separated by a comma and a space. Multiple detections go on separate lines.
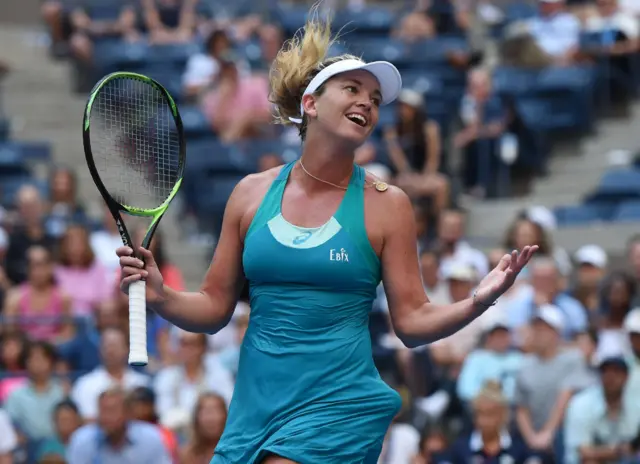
138, 247, 156, 265
116, 246, 133, 257
497, 253, 512, 271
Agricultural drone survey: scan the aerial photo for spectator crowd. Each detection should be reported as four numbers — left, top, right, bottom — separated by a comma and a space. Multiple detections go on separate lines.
0, 0, 639, 462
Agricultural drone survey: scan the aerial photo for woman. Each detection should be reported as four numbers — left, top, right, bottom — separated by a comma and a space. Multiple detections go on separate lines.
596, 271, 636, 355
3, 246, 74, 343
179, 393, 228, 464
45, 167, 87, 239
55, 224, 112, 317
0, 331, 28, 402
384, 89, 450, 215
117, 10, 536, 463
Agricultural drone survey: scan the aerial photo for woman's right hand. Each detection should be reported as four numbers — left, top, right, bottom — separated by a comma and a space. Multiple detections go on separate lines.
116, 246, 165, 303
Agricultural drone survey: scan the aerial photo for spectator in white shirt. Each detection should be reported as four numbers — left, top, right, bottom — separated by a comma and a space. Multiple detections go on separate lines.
154, 331, 234, 433
0, 409, 17, 464
527, 0, 580, 64
90, 204, 123, 279
71, 327, 149, 420
436, 208, 489, 278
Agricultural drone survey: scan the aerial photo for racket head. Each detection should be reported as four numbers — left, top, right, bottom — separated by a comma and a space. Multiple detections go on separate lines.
82, 71, 186, 250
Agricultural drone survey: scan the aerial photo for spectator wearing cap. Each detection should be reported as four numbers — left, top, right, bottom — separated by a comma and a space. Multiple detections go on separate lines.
564, 351, 640, 464
623, 309, 640, 398
570, 245, 608, 315
71, 327, 149, 421
515, 305, 593, 458
457, 315, 524, 407
128, 387, 178, 461
443, 382, 537, 464
383, 89, 450, 215
435, 208, 489, 278
507, 256, 588, 342
67, 388, 171, 464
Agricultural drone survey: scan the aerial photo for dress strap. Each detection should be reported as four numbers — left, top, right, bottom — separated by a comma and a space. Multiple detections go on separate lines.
334, 165, 380, 273
245, 162, 295, 239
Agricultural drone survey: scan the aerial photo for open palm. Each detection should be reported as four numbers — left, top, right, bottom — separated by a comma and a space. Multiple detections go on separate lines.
474, 245, 539, 306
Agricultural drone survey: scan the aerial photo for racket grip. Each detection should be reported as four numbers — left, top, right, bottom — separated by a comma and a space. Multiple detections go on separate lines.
128, 280, 148, 366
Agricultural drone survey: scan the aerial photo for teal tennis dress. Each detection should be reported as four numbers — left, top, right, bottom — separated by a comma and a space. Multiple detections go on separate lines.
211, 162, 401, 464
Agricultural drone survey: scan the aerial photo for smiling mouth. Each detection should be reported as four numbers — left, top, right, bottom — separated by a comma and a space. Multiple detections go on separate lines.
345, 113, 368, 127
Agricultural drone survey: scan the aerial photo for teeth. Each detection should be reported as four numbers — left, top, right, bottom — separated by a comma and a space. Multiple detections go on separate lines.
346, 114, 367, 126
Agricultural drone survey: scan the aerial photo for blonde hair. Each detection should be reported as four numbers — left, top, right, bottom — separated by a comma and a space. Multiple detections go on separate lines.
269, 4, 361, 139
473, 380, 507, 408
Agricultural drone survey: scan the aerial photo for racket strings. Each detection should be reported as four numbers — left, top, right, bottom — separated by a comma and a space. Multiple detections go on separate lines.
90, 77, 181, 210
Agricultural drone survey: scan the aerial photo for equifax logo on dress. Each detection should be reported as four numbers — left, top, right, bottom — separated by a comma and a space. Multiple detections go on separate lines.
329, 248, 349, 262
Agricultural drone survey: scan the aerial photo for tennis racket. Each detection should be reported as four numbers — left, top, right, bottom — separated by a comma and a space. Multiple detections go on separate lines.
83, 72, 185, 366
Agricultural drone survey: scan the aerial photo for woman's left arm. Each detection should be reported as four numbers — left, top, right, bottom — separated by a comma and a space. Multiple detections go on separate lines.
380, 188, 536, 348
422, 120, 441, 175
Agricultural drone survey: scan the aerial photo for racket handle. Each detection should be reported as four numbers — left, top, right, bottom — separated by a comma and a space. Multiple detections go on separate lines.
128, 280, 148, 366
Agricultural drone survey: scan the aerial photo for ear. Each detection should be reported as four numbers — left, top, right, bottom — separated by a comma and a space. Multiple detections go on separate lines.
302, 94, 318, 119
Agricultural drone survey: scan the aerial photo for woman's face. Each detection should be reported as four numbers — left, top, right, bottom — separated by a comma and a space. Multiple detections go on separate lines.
26, 347, 53, 379
310, 69, 380, 146
512, 220, 539, 249
1, 337, 23, 369
208, 33, 230, 57
608, 278, 631, 310
51, 170, 75, 204
63, 227, 90, 266
28, 247, 53, 286
198, 397, 227, 440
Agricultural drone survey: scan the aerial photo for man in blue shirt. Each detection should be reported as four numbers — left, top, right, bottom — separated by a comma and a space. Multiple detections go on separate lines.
66, 387, 171, 464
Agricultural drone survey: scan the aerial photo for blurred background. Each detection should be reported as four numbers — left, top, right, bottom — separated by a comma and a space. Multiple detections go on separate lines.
0, 0, 640, 462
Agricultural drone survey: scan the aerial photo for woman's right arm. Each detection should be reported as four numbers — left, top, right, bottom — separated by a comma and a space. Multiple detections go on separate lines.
118, 178, 250, 333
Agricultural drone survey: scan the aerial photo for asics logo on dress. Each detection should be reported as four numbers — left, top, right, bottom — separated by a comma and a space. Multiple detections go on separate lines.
330, 248, 349, 262
292, 231, 313, 245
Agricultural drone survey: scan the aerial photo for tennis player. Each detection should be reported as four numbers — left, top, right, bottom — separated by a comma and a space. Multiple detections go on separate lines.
116, 12, 538, 464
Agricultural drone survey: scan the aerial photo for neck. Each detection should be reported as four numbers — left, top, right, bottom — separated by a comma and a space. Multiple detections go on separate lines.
184, 362, 202, 380
605, 392, 623, 409
298, 132, 355, 190
106, 427, 127, 449
25, 223, 43, 237
481, 430, 502, 455
106, 365, 125, 379
538, 344, 559, 359
31, 377, 50, 391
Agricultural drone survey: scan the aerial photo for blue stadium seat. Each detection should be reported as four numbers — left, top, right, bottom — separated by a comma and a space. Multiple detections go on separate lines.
332, 7, 396, 35
408, 37, 469, 63
612, 201, 640, 222
592, 169, 640, 200
493, 67, 539, 96
0, 141, 51, 162
0, 119, 8, 141
0, 177, 48, 207
554, 204, 604, 226
347, 37, 408, 64
180, 105, 214, 139
504, 2, 537, 22
186, 139, 261, 175
144, 42, 202, 67
84, 0, 125, 20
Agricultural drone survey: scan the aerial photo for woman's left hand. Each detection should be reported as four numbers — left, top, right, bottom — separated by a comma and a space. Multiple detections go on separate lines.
474, 246, 539, 306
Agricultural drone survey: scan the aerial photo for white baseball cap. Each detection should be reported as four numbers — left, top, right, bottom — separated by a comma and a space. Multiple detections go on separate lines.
288, 59, 403, 123
533, 304, 565, 333
624, 308, 640, 334
575, 245, 608, 269
442, 262, 477, 282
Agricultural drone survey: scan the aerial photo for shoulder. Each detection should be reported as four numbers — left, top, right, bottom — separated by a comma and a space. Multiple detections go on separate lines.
130, 421, 164, 442
69, 423, 99, 447
559, 347, 585, 364
3, 287, 22, 308
230, 166, 283, 208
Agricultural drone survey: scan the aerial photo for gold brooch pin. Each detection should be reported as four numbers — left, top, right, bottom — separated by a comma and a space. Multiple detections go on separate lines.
374, 181, 388, 192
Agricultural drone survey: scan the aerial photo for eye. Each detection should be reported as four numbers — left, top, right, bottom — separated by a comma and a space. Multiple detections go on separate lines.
345, 85, 358, 94
372, 97, 381, 107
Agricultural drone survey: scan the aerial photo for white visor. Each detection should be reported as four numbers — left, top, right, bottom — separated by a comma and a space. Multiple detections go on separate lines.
288, 59, 402, 124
